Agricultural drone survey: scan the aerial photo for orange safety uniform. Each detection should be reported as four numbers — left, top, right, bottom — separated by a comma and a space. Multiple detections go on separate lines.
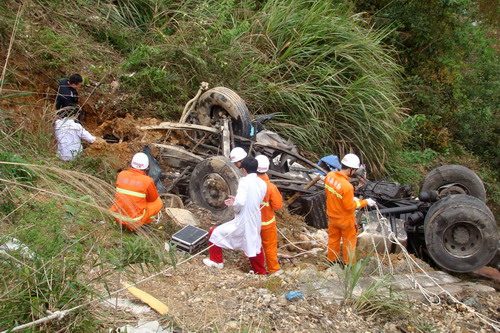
258, 173, 283, 273
324, 171, 367, 264
110, 168, 163, 231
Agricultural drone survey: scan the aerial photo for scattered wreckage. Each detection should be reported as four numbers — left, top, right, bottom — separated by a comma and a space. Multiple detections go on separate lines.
136, 83, 497, 273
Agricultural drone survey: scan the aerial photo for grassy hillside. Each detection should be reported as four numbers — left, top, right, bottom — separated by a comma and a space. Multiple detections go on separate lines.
0, 1, 499, 331
0, 0, 404, 172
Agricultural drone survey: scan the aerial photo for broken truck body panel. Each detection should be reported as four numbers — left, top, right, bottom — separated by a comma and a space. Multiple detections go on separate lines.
141, 84, 497, 273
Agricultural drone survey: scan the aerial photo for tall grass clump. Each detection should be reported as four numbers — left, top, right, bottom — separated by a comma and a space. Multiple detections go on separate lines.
338, 257, 410, 321
240, 0, 403, 172
74, 0, 403, 172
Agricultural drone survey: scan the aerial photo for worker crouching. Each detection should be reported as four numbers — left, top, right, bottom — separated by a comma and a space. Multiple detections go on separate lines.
203, 156, 268, 274
256, 155, 283, 273
324, 153, 376, 265
110, 152, 163, 231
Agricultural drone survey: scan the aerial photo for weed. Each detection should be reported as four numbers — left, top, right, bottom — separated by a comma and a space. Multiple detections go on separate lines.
413, 320, 439, 333
353, 276, 410, 319
121, 67, 183, 101
0, 152, 37, 184
264, 275, 284, 295
341, 257, 370, 301
33, 28, 75, 69
0, 252, 99, 331
106, 233, 172, 272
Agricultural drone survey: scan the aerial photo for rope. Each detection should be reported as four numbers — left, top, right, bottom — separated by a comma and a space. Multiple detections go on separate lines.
1, 202, 262, 332
369, 206, 500, 330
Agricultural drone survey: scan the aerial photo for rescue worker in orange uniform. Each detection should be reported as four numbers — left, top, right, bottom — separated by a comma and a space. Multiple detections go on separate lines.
256, 155, 283, 273
324, 153, 376, 265
110, 152, 163, 231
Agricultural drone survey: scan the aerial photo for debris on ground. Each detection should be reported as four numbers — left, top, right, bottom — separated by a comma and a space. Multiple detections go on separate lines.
165, 208, 199, 226
94, 258, 499, 332
115, 320, 171, 333
121, 282, 169, 315
0, 237, 35, 260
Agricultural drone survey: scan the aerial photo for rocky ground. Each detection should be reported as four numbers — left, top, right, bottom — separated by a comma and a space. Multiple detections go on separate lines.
90, 205, 500, 333
95, 259, 499, 333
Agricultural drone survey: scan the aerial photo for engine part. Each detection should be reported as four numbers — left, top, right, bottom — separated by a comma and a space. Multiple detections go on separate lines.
357, 180, 412, 200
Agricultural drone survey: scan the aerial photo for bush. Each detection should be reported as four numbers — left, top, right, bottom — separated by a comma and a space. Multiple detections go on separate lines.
355, 0, 499, 170
114, 0, 404, 172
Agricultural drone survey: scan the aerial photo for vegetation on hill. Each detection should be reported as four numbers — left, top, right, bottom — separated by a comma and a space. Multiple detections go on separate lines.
0, 0, 498, 330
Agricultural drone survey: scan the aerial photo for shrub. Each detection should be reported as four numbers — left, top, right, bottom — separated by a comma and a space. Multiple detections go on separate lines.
355, 0, 499, 169
127, 0, 403, 172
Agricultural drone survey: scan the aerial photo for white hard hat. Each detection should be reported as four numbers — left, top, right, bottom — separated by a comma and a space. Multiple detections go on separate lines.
341, 153, 361, 169
131, 152, 149, 170
256, 155, 270, 173
229, 147, 247, 163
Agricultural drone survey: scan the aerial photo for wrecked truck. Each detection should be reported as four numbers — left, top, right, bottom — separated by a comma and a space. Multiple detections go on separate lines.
137, 84, 497, 273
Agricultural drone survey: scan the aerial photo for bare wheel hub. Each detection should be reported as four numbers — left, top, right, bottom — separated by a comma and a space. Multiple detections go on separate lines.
201, 173, 230, 208
443, 221, 482, 258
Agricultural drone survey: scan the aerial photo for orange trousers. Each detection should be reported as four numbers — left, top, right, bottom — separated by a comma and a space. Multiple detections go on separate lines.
327, 217, 357, 264
261, 223, 280, 273
115, 197, 163, 231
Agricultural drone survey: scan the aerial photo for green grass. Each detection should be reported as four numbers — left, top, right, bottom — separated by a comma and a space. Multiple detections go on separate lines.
49, 0, 403, 173
336, 257, 411, 321
0, 111, 174, 330
0, 196, 101, 331
353, 276, 410, 319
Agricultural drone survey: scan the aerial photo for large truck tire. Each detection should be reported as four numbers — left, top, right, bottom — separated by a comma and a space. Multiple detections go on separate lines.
424, 194, 497, 273
189, 156, 241, 222
194, 87, 253, 138
421, 165, 486, 202
296, 191, 328, 229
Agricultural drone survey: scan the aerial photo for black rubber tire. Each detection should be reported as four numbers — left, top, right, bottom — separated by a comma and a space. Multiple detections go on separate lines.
424, 194, 497, 273
421, 165, 486, 202
297, 191, 328, 229
189, 156, 241, 222
194, 87, 253, 138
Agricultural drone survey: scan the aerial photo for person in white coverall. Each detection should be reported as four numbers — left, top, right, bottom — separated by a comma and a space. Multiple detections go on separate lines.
203, 156, 268, 274
54, 107, 101, 161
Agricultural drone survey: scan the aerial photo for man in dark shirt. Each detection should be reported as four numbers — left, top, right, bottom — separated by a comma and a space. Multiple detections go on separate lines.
55, 73, 82, 112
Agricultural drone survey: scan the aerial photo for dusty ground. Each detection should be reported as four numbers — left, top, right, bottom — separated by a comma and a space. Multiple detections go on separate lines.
86, 204, 500, 333
93, 254, 499, 333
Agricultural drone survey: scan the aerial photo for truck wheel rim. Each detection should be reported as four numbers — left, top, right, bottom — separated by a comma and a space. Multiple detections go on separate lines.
200, 173, 230, 209
443, 221, 482, 258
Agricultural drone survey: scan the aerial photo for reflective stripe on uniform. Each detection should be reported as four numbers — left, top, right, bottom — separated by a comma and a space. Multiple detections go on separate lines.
261, 201, 270, 207
355, 199, 361, 208
325, 183, 343, 199
110, 209, 146, 223
116, 187, 146, 198
262, 216, 276, 226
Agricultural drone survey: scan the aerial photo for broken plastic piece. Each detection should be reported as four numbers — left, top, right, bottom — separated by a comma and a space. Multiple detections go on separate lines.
285, 290, 304, 301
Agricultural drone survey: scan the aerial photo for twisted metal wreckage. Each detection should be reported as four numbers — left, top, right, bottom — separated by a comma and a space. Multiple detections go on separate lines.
130, 82, 498, 274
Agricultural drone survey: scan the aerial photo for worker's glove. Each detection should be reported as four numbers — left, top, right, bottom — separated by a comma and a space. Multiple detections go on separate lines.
366, 198, 377, 207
